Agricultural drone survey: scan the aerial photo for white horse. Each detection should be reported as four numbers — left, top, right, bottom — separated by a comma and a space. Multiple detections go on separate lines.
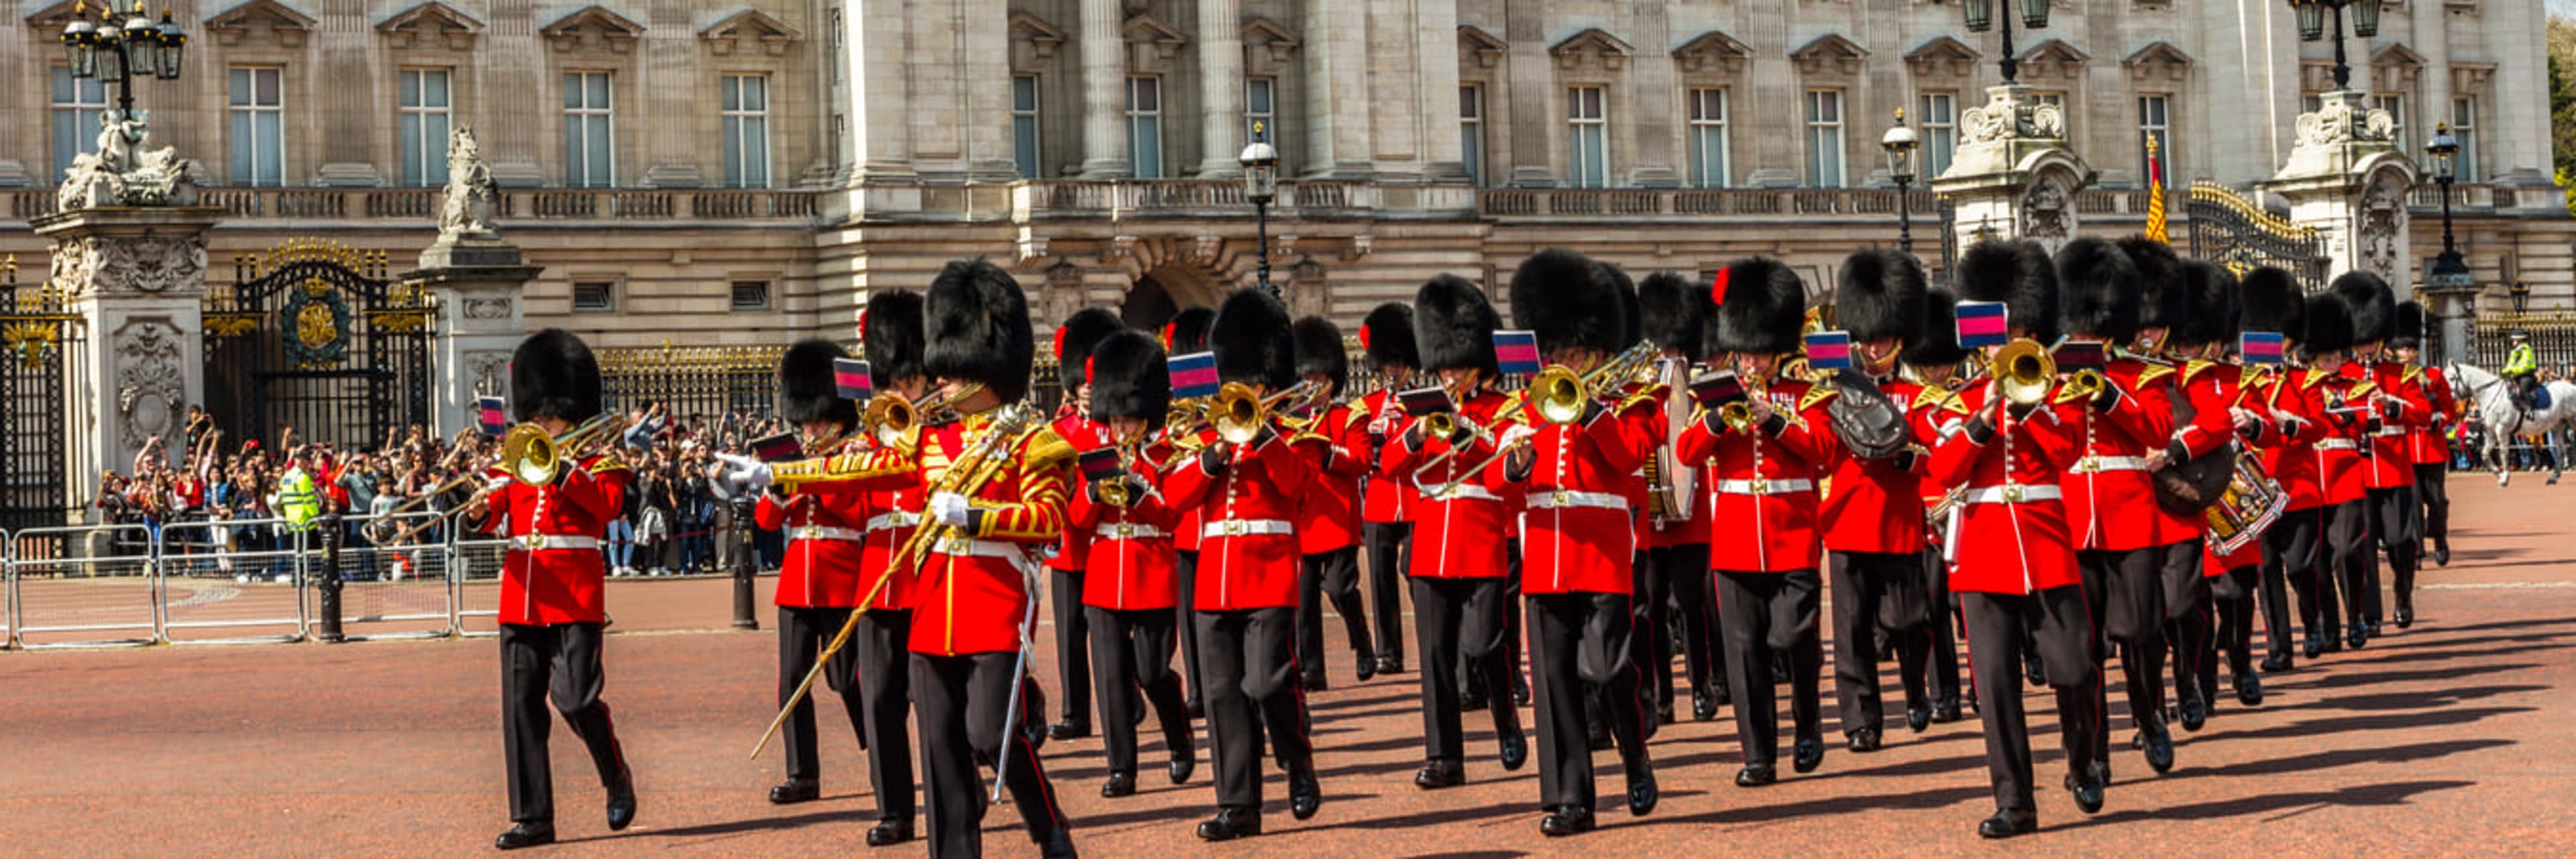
2447, 362, 2576, 486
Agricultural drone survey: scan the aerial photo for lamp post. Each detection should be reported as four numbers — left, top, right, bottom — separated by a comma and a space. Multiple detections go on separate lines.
2424, 123, 2470, 286
1882, 109, 1921, 254
60, 2, 188, 117
1960, 0, 2051, 83
1239, 121, 1281, 297
2512, 280, 2531, 315
2290, 0, 2383, 91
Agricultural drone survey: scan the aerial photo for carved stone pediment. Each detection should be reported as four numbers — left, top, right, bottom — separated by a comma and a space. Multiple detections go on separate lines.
2452, 62, 2495, 95
700, 8, 800, 57
2123, 41, 2192, 84
378, 2, 484, 51
2015, 39, 2088, 82
1904, 36, 1980, 80
23, 1, 90, 30
1550, 28, 1634, 73
1458, 25, 1507, 70
1242, 17, 1301, 70
1123, 13, 1189, 72
205, 0, 317, 49
542, 5, 645, 55
1790, 34, 1869, 78
1008, 12, 1068, 64
1673, 30, 1752, 77
2372, 43, 2427, 90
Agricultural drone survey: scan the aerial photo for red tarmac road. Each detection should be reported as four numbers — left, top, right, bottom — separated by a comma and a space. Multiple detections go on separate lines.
5, 479, 2575, 856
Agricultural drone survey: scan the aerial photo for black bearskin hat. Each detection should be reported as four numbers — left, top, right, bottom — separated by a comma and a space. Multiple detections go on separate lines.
1709, 257, 1807, 355
2171, 260, 2241, 349
1052, 307, 1124, 397
510, 328, 601, 423
1293, 315, 1349, 393
1638, 271, 1711, 360
1509, 248, 1627, 355
1360, 302, 1419, 371
1414, 274, 1503, 377
2240, 266, 2305, 342
777, 338, 861, 429
2302, 291, 2356, 357
923, 258, 1035, 403
1163, 306, 1216, 354
2115, 237, 2190, 336
1087, 330, 1170, 426
1835, 249, 1928, 346
2391, 300, 2425, 352
2055, 237, 2143, 342
1904, 288, 1972, 367
1211, 288, 1297, 391
861, 289, 926, 388
1601, 260, 1643, 349
1955, 240, 2061, 344
2329, 270, 2396, 344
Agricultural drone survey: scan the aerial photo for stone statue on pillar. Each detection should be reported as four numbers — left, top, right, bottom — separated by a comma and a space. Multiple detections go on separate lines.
1931, 84, 2094, 256
2263, 90, 2416, 291
437, 126, 500, 242
408, 123, 542, 435
55, 109, 207, 211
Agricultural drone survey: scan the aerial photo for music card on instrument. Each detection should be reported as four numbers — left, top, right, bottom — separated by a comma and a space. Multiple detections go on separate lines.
476, 397, 508, 437
1955, 301, 2010, 348
751, 432, 805, 463
1688, 371, 1748, 405
2053, 341, 2108, 372
2241, 332, 2286, 366
1803, 332, 1854, 372
1077, 447, 1126, 482
1397, 386, 1456, 416
1169, 351, 1220, 399
1493, 330, 1543, 376
833, 358, 873, 400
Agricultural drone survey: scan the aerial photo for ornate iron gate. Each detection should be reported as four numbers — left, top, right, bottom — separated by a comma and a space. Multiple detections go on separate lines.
1, 258, 91, 529
2186, 181, 2326, 291
203, 240, 433, 450
596, 343, 782, 422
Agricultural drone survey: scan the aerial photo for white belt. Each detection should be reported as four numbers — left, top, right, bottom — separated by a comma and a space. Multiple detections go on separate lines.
1963, 484, 2063, 505
2377, 427, 2410, 438
1422, 484, 1503, 503
928, 536, 1023, 558
1201, 519, 1296, 539
1095, 523, 1169, 540
2068, 455, 2149, 474
865, 511, 920, 532
508, 534, 601, 550
1716, 478, 1814, 496
1523, 489, 1627, 510
2316, 439, 2357, 451
790, 525, 866, 542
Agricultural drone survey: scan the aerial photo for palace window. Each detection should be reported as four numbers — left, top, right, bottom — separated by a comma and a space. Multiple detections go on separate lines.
2137, 95, 2171, 183
227, 66, 285, 187
50, 66, 108, 183
1805, 89, 1845, 188
398, 68, 452, 188
1012, 75, 1042, 179
1460, 85, 1486, 187
2373, 94, 2409, 160
1246, 78, 1275, 146
564, 72, 615, 188
729, 281, 771, 312
572, 281, 616, 313
1126, 76, 1164, 179
720, 74, 771, 188
1686, 88, 1730, 189
1919, 91, 1957, 179
2451, 96, 2479, 182
1567, 86, 1608, 189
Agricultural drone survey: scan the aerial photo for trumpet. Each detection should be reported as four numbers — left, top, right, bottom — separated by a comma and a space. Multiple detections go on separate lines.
863, 383, 977, 448
1990, 338, 2057, 407
1715, 398, 1760, 433
364, 421, 584, 546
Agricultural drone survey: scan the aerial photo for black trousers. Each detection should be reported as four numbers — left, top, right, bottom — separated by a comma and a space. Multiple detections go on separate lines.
1921, 548, 1965, 709
2078, 547, 2167, 739
2324, 499, 2371, 631
910, 652, 1067, 859
1051, 569, 1091, 729
500, 622, 629, 825
1411, 576, 1519, 762
2368, 485, 2422, 617
2208, 566, 2259, 684
1195, 606, 1312, 810
1088, 606, 1190, 778
1650, 543, 1718, 707
776, 605, 868, 784
1362, 521, 1413, 666
1712, 568, 1823, 767
1960, 588, 2102, 815
1176, 550, 1203, 706
1528, 591, 1649, 812
854, 608, 918, 824
2153, 540, 2213, 709
2263, 506, 2324, 659
2414, 463, 2450, 545
1296, 546, 1374, 680
1830, 550, 1933, 736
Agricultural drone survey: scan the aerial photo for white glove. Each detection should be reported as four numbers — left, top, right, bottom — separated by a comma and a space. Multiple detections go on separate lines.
483, 475, 513, 493
713, 454, 773, 494
1499, 423, 1539, 450
930, 492, 974, 528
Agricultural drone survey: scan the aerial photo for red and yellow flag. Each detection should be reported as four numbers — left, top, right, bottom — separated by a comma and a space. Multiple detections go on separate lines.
2144, 136, 2168, 244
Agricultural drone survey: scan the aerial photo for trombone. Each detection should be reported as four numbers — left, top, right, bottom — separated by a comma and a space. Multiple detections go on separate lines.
861, 383, 978, 448
1411, 343, 1653, 495
1173, 381, 1322, 447
363, 417, 625, 546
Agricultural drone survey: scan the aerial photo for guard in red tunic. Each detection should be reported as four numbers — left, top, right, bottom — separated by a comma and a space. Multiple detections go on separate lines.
1353, 303, 1420, 677
2300, 291, 2371, 658
1635, 272, 1724, 722
757, 339, 874, 808
2243, 268, 2325, 672
1676, 256, 1837, 785
843, 289, 928, 846
1820, 249, 1937, 752
1497, 249, 1658, 836
1164, 288, 1323, 841
1935, 240, 2108, 838
1164, 307, 1218, 717
1043, 307, 1123, 741
2336, 272, 2430, 641
1902, 289, 1971, 724
2117, 238, 2236, 736
2394, 301, 2455, 578
481, 329, 637, 851
2165, 262, 2274, 713
1068, 330, 1197, 799
1383, 274, 1531, 789
1289, 315, 1377, 688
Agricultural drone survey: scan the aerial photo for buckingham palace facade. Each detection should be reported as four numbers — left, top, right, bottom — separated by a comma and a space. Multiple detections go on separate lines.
1, 0, 2567, 344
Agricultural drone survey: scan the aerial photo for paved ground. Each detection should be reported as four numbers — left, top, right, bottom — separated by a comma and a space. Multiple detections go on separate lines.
5, 478, 2575, 856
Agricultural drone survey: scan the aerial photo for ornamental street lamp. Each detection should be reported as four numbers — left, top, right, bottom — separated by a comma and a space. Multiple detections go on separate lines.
2291, 0, 2382, 91
1882, 109, 1921, 254
2424, 123, 2471, 290
60, 2, 189, 116
1961, 0, 2052, 83
1240, 121, 1281, 297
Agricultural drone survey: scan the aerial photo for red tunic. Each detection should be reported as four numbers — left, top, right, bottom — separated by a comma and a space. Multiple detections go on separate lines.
1069, 446, 1183, 611
1505, 401, 1642, 595
1354, 389, 1417, 524
1167, 428, 1316, 611
1912, 385, 1974, 549
2310, 370, 2371, 506
480, 456, 629, 625
2352, 360, 2427, 488
1046, 414, 1112, 572
756, 481, 873, 608
1927, 385, 2084, 595
2410, 366, 2457, 466
2058, 358, 2179, 550
1294, 403, 1368, 554
1380, 389, 1513, 579
1675, 380, 1837, 573
2253, 368, 2329, 513
1821, 376, 1927, 554
2157, 359, 2241, 544
2182, 361, 2267, 576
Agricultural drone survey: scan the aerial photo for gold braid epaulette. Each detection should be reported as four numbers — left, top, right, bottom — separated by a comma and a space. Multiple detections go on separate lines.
1021, 425, 1077, 474
2137, 364, 2177, 385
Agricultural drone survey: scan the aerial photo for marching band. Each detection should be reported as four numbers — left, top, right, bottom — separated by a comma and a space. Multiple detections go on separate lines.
472, 236, 2461, 853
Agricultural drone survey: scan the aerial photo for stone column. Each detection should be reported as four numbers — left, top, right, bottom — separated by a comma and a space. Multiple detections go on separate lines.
2262, 91, 2416, 290
1077, 0, 1130, 178
639, 3, 704, 187
313, 5, 384, 187
31, 207, 224, 491
1930, 84, 2092, 255
1624, 1, 1679, 188
406, 240, 541, 437
1195, 0, 1245, 179
1413, 0, 1468, 182
1501, 0, 1554, 187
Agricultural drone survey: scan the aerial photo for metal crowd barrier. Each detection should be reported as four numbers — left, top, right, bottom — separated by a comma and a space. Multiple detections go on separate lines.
327, 511, 460, 641
450, 530, 510, 638
5, 523, 159, 648
158, 517, 309, 644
